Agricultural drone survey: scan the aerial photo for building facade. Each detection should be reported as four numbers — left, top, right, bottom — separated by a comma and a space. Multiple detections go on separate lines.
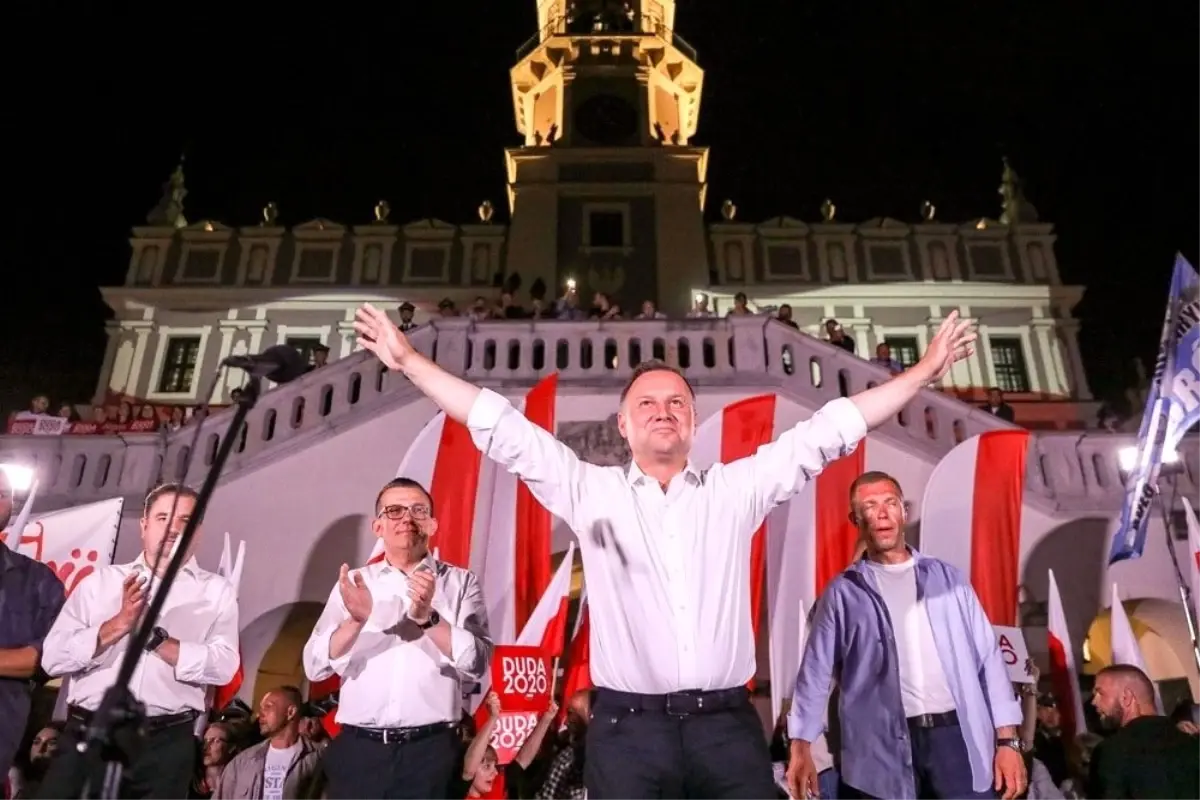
4, 0, 1194, 713
99, 0, 1089, 428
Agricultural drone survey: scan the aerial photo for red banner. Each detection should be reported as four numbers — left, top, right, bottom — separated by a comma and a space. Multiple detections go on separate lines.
489, 711, 540, 766
490, 645, 552, 713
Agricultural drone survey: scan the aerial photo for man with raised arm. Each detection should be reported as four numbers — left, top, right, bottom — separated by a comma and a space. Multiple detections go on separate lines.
353, 303, 976, 800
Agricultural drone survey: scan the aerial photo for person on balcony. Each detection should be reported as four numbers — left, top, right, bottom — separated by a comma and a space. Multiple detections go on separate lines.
351, 302, 976, 800
983, 388, 1015, 423
825, 319, 856, 354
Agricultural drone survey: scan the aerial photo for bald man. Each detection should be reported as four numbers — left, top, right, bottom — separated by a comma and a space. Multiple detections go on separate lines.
1088, 664, 1198, 798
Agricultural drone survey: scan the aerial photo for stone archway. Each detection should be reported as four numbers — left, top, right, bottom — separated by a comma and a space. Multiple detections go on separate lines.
239, 601, 324, 708
1083, 597, 1199, 702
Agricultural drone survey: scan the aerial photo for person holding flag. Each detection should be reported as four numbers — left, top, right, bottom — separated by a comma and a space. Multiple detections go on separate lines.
352, 302, 976, 799
302, 477, 492, 799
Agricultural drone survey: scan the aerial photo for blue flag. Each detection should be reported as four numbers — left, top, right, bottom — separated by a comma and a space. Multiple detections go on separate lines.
1110, 254, 1200, 563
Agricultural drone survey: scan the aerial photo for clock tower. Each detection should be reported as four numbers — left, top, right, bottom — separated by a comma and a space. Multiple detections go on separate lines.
504, 0, 709, 315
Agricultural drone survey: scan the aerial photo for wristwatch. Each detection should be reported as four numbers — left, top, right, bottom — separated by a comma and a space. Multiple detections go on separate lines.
144, 626, 169, 652
997, 737, 1026, 753
414, 610, 441, 630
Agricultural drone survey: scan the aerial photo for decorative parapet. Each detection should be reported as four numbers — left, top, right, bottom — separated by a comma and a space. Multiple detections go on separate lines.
1, 318, 1193, 512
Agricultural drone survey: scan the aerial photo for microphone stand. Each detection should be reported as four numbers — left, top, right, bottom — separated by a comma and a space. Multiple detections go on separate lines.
79, 377, 262, 800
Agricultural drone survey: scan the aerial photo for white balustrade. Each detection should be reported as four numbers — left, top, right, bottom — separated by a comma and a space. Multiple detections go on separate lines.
2, 318, 1195, 512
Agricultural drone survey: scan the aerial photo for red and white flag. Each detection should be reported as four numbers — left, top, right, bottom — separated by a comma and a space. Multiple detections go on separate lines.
369, 374, 558, 643
919, 430, 1032, 625
1109, 582, 1163, 712
212, 533, 247, 711
1046, 569, 1086, 741
557, 587, 591, 724
475, 542, 576, 720
690, 394, 876, 717
1181, 497, 1200, 623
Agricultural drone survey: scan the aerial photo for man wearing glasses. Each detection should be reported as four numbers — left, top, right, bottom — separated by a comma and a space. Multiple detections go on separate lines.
302, 477, 492, 799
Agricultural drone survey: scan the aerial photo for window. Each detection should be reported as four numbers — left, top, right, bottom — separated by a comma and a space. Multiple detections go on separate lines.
884, 336, 920, 369
989, 337, 1030, 393
588, 211, 626, 248
286, 337, 325, 366
156, 337, 201, 394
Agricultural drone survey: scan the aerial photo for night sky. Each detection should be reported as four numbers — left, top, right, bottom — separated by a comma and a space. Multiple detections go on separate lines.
4, 1, 1196, 416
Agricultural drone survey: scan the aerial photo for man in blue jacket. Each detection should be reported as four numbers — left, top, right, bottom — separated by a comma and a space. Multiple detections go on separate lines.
787, 471, 1027, 799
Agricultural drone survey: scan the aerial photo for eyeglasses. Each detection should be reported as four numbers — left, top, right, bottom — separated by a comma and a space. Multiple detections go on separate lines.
377, 503, 431, 521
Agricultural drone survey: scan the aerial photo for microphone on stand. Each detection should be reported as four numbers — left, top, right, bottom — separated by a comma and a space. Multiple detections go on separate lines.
222, 345, 309, 384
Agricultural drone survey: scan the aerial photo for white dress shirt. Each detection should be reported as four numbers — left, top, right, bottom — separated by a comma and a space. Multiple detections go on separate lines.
302, 554, 491, 728
468, 388, 867, 694
41, 555, 240, 716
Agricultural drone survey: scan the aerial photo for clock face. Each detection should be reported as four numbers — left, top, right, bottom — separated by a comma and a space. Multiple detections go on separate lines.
574, 93, 638, 145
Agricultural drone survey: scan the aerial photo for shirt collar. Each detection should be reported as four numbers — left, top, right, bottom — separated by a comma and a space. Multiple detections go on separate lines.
625, 459, 704, 489
133, 551, 201, 577
850, 546, 922, 575
375, 550, 438, 577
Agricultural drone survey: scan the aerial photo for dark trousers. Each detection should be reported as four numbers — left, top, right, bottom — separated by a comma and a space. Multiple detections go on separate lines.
323, 724, 459, 799
34, 712, 196, 799
840, 721, 994, 800
585, 687, 776, 799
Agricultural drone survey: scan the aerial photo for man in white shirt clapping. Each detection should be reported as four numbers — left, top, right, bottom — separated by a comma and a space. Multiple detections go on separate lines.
302, 477, 492, 799
351, 303, 976, 799
37, 483, 240, 799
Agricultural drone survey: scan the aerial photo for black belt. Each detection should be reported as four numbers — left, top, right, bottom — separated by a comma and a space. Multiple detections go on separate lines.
343, 720, 456, 745
595, 686, 750, 717
906, 709, 958, 729
67, 704, 198, 734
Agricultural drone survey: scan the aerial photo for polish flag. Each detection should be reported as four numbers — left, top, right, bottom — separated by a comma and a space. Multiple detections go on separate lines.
1108, 582, 1163, 712
474, 542, 577, 723
557, 587, 591, 724
1181, 497, 1200, 623
690, 394, 873, 717
368, 375, 558, 643
211, 533, 247, 712
1045, 569, 1086, 741
320, 376, 558, 735
919, 430, 1031, 624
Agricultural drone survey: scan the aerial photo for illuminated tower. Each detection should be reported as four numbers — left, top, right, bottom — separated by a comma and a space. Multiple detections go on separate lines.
504, 0, 708, 314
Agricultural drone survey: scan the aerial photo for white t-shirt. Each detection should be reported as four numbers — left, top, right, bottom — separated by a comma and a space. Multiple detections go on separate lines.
261, 741, 302, 800
866, 558, 957, 717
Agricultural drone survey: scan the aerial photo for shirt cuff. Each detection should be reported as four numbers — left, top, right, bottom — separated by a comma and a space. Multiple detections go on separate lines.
174, 640, 209, 684
448, 624, 485, 681
787, 712, 824, 743
820, 397, 868, 448
72, 625, 111, 673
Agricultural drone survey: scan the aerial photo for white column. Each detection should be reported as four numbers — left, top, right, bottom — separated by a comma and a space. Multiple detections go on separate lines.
124, 322, 155, 398
978, 324, 996, 388
1058, 320, 1092, 399
1018, 327, 1041, 392
1031, 321, 1062, 395
245, 320, 268, 355
210, 316, 242, 403
95, 322, 122, 403
336, 321, 358, 359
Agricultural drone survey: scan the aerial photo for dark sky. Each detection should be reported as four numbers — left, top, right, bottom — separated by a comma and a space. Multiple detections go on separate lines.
4, 1, 1196, 415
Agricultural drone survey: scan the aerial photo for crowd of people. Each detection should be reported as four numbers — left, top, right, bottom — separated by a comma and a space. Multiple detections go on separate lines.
0, 302, 1195, 799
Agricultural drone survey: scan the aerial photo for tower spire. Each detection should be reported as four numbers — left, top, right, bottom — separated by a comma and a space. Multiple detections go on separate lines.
146, 155, 188, 228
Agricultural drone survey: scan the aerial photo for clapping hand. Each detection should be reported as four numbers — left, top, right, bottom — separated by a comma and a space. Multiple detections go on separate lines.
407, 568, 436, 624
338, 564, 373, 624
114, 573, 148, 636
354, 303, 414, 370
914, 310, 977, 383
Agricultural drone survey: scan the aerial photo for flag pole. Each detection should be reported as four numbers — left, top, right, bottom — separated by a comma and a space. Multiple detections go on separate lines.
1156, 478, 1200, 675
